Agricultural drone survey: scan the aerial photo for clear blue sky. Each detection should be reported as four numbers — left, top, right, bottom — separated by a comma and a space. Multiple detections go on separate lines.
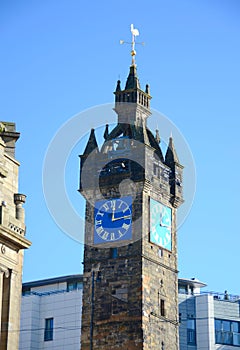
1, 0, 240, 295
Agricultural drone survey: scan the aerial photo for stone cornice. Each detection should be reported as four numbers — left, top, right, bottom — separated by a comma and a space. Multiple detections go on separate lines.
4, 152, 20, 166
0, 225, 31, 250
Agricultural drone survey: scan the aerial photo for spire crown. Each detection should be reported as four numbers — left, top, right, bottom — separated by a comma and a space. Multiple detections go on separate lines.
125, 65, 140, 90
116, 80, 121, 92
82, 128, 99, 156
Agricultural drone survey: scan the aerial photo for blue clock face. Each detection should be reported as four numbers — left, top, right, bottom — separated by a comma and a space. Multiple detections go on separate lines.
150, 199, 172, 251
94, 196, 132, 244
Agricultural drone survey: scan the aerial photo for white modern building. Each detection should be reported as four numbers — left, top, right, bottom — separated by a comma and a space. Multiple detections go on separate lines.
19, 275, 83, 350
20, 275, 240, 349
178, 278, 240, 349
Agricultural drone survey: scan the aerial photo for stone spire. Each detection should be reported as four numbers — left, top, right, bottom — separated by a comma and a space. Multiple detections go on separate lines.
125, 64, 140, 90
103, 124, 109, 140
82, 128, 99, 156
165, 136, 184, 208
79, 128, 99, 193
165, 136, 179, 166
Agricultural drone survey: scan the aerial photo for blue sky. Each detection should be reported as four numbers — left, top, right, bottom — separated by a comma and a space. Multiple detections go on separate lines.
1, 0, 240, 295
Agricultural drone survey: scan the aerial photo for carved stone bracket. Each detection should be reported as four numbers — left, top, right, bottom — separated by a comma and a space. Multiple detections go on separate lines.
0, 266, 10, 278
1, 244, 6, 254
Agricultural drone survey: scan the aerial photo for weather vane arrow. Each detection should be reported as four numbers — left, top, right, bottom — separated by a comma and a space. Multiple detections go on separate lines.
120, 24, 144, 66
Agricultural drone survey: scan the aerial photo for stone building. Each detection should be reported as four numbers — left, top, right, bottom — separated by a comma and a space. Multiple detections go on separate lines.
78, 30, 184, 349
0, 121, 31, 349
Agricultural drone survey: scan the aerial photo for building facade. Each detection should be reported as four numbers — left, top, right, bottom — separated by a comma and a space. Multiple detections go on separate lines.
20, 275, 83, 350
0, 121, 31, 349
20, 275, 240, 349
178, 278, 240, 349
78, 35, 184, 349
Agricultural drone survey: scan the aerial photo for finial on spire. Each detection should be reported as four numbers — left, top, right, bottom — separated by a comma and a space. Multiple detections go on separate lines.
120, 24, 143, 66
103, 124, 109, 140
130, 24, 139, 66
155, 129, 161, 144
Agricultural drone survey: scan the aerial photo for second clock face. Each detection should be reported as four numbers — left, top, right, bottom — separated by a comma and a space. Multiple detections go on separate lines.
150, 199, 172, 251
94, 196, 132, 244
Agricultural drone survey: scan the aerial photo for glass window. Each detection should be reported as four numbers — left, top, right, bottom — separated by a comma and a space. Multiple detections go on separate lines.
215, 319, 240, 346
44, 318, 53, 341
232, 321, 239, 333
187, 319, 195, 330
178, 286, 187, 294
215, 319, 222, 331
187, 319, 196, 345
222, 320, 231, 332
233, 333, 240, 346
67, 282, 75, 291
67, 281, 82, 291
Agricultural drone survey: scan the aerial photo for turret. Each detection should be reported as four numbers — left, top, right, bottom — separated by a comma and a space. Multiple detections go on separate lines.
0, 121, 20, 158
114, 64, 152, 125
165, 136, 184, 207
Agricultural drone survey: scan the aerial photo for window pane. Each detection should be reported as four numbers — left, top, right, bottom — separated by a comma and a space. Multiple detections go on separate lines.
187, 329, 196, 345
44, 318, 53, 341
232, 322, 239, 333
187, 319, 195, 330
222, 320, 230, 332
77, 282, 82, 289
215, 330, 222, 344
233, 333, 240, 346
68, 282, 74, 291
223, 331, 232, 344
215, 319, 222, 331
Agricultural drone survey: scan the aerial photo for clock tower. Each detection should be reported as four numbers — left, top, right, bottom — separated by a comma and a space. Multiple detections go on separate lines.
79, 27, 184, 350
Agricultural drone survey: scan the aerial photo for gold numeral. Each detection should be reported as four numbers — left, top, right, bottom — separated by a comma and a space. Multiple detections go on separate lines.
96, 226, 104, 234
101, 231, 109, 240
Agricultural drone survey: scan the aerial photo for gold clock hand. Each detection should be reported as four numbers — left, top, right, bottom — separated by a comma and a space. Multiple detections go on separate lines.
111, 201, 116, 221
112, 215, 131, 222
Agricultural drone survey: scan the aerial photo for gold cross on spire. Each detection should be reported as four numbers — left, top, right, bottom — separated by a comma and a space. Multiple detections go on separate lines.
120, 24, 143, 66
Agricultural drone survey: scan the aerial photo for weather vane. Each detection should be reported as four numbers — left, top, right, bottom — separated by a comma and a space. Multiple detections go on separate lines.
120, 24, 144, 66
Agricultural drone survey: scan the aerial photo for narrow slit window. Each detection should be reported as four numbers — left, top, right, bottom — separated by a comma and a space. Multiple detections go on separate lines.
160, 299, 165, 317
44, 318, 54, 341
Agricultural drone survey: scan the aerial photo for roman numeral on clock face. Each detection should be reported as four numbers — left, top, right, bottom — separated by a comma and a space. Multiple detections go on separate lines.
110, 232, 115, 240
103, 203, 109, 211
122, 223, 130, 231
96, 226, 104, 235
101, 231, 109, 240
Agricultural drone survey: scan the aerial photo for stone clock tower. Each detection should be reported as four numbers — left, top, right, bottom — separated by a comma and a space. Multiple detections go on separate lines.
79, 26, 184, 350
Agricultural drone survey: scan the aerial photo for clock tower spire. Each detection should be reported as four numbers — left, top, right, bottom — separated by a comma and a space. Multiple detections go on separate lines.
79, 26, 183, 350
